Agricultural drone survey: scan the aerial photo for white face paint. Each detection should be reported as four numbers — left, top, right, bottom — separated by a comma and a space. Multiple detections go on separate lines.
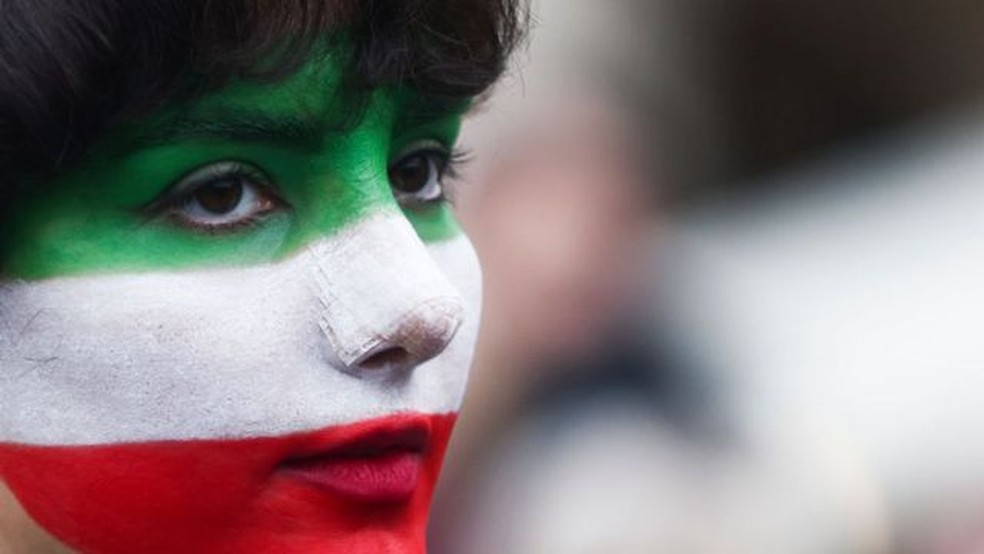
0, 211, 481, 445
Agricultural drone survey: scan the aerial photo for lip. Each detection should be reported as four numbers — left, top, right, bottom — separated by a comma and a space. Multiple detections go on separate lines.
277, 416, 431, 503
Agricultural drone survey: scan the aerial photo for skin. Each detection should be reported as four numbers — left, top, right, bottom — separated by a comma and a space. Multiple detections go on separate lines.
0, 45, 478, 553
0, 483, 70, 554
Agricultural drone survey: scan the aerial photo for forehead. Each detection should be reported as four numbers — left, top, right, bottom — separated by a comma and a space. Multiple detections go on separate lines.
109, 50, 352, 154
103, 48, 472, 157
181, 51, 348, 119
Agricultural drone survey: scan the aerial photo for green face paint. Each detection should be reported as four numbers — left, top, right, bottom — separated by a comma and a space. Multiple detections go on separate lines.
1, 48, 466, 280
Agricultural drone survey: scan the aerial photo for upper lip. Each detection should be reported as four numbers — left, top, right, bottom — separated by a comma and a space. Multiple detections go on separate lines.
279, 416, 431, 467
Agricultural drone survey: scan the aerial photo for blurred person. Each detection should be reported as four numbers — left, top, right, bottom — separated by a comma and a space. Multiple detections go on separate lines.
432, 86, 661, 554
428, 0, 719, 552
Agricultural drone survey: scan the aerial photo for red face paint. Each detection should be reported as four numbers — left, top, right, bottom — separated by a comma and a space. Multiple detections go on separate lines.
0, 413, 456, 553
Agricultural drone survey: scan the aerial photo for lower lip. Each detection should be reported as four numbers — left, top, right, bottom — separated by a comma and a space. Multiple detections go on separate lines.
282, 449, 424, 502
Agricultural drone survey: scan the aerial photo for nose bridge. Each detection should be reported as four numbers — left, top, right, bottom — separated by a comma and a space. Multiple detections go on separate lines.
307, 211, 465, 370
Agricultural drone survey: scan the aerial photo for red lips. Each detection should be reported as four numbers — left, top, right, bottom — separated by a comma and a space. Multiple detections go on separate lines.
279, 418, 430, 502
0, 413, 457, 554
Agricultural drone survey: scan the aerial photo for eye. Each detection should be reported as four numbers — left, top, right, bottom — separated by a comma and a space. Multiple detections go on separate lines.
152, 161, 283, 232
388, 140, 453, 206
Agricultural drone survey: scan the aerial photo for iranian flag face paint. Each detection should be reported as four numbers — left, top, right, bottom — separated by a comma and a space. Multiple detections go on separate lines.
0, 50, 480, 553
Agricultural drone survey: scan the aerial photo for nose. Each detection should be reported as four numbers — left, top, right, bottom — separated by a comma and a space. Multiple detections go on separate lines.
307, 212, 465, 374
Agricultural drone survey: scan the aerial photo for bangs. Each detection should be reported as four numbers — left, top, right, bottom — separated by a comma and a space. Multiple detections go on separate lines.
205, 0, 524, 97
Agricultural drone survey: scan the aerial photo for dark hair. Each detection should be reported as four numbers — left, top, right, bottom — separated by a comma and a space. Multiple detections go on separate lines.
0, 0, 527, 187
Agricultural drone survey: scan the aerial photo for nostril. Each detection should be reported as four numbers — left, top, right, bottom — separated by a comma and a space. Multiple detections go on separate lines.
358, 346, 411, 370
330, 297, 464, 372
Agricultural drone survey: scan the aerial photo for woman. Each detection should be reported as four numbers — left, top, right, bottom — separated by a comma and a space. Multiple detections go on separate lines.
0, 1, 524, 552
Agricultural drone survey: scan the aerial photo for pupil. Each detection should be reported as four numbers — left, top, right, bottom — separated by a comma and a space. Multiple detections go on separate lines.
195, 179, 243, 214
390, 156, 429, 193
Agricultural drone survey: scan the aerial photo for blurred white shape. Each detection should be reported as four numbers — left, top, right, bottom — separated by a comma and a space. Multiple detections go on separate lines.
656, 106, 984, 544
457, 395, 888, 553
476, 400, 707, 553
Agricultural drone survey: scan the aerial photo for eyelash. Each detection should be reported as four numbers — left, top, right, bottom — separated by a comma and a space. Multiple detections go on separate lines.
145, 162, 282, 233
442, 147, 470, 181
390, 145, 471, 207
442, 147, 474, 206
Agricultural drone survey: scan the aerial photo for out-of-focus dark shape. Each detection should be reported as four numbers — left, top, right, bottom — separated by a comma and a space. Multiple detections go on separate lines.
693, 0, 984, 195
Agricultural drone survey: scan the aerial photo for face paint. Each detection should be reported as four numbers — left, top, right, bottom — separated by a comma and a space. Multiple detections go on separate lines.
0, 48, 480, 553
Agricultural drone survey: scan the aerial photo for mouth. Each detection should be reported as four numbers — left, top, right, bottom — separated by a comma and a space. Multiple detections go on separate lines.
277, 416, 430, 503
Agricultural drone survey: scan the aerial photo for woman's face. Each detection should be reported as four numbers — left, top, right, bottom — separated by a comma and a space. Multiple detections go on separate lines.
0, 50, 481, 553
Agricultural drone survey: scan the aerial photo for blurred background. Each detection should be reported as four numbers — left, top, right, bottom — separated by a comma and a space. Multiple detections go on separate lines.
429, 0, 984, 552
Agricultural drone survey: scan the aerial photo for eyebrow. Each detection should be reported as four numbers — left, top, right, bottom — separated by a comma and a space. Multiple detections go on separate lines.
129, 109, 325, 151
126, 97, 472, 153
398, 96, 473, 128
